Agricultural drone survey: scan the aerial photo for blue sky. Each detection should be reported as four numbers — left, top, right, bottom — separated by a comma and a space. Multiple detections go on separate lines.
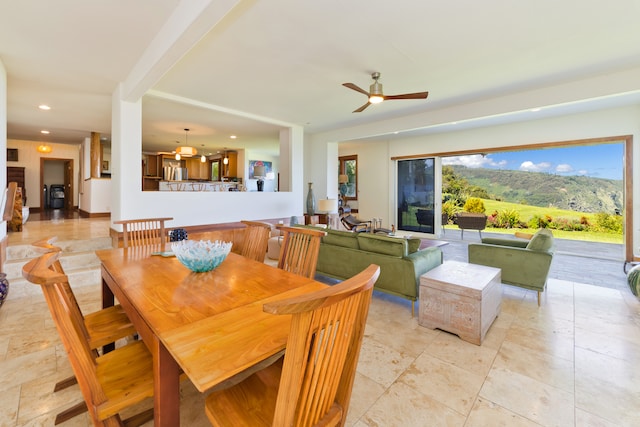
442, 143, 624, 181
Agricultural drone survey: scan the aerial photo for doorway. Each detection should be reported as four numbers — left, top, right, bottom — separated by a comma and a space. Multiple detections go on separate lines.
40, 158, 74, 213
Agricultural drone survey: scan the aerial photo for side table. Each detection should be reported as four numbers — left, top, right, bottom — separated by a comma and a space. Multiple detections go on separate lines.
419, 261, 501, 345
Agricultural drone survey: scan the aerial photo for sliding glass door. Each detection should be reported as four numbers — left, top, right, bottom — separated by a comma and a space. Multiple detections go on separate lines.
397, 157, 441, 235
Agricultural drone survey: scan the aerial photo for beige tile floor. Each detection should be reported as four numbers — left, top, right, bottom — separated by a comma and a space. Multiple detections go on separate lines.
1, 217, 640, 426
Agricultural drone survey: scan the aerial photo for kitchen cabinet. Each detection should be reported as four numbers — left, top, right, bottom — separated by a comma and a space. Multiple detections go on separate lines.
186, 158, 210, 180
223, 152, 237, 178
145, 154, 160, 177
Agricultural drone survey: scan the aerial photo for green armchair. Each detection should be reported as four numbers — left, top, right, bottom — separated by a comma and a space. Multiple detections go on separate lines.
467, 228, 554, 306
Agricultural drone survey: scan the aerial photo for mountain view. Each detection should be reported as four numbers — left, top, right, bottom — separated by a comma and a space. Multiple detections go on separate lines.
449, 165, 623, 214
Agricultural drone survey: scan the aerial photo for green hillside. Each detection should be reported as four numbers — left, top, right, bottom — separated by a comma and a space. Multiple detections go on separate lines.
450, 165, 623, 214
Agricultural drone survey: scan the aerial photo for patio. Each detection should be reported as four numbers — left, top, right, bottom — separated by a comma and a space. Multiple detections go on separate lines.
433, 228, 628, 291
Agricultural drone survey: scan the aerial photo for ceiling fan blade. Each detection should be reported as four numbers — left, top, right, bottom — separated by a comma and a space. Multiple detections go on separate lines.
343, 82, 370, 97
353, 102, 371, 113
384, 91, 429, 100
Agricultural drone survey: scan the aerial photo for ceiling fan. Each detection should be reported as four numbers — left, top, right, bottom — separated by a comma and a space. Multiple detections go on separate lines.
342, 72, 429, 113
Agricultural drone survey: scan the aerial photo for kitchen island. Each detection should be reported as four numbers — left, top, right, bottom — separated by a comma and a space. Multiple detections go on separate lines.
159, 181, 242, 191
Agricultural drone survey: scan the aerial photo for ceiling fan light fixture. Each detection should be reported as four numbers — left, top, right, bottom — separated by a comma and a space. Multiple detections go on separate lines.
369, 94, 384, 104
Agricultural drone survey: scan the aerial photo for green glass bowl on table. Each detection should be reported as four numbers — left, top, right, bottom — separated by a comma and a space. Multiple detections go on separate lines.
171, 240, 232, 272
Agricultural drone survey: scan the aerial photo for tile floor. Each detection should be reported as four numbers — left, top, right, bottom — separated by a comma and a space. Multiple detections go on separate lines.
1, 218, 639, 426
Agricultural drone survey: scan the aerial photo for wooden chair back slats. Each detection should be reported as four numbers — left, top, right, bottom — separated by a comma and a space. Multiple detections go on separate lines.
113, 217, 173, 248
239, 220, 272, 263
22, 250, 155, 426
23, 252, 110, 424
276, 226, 326, 280
205, 264, 380, 427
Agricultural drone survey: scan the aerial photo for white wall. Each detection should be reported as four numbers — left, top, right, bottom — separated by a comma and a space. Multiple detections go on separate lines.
0, 59, 6, 243
111, 85, 305, 229
334, 105, 640, 257
5, 139, 80, 208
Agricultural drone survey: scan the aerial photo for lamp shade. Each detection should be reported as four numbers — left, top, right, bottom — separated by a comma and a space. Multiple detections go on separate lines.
253, 165, 265, 178
338, 174, 349, 184
318, 198, 338, 213
175, 146, 197, 156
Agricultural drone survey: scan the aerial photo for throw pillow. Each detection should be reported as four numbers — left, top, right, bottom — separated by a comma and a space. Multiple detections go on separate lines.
526, 228, 554, 251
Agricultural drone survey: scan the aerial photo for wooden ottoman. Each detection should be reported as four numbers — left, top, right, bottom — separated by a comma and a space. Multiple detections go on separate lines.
419, 261, 501, 345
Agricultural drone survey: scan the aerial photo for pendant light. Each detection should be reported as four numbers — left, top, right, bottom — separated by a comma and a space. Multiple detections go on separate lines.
175, 128, 197, 159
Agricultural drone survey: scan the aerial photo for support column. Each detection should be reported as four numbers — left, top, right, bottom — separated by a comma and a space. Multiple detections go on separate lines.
90, 132, 102, 178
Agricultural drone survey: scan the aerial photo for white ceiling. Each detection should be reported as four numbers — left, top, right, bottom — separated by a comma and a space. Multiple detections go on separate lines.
2, 0, 640, 155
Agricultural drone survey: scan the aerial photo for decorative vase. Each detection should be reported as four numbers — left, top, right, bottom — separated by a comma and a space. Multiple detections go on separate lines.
306, 182, 316, 215
0, 273, 9, 309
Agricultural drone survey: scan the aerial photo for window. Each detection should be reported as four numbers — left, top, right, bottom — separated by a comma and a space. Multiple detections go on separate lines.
397, 158, 436, 233
339, 155, 357, 200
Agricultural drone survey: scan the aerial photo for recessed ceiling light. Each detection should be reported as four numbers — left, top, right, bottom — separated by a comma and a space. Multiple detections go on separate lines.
38, 104, 51, 110
230, 135, 237, 139
40, 130, 50, 134
530, 108, 541, 112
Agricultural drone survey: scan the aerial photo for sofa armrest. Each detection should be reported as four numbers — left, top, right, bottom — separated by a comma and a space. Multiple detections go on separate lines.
405, 247, 443, 277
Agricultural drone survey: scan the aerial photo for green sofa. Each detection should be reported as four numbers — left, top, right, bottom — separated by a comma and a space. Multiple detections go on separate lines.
303, 226, 443, 314
468, 228, 555, 306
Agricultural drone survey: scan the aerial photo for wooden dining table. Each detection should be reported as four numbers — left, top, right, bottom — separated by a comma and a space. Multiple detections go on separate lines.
96, 245, 327, 427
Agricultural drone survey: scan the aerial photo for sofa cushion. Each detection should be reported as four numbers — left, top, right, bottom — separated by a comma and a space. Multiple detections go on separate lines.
322, 228, 360, 249
357, 233, 406, 257
526, 228, 554, 252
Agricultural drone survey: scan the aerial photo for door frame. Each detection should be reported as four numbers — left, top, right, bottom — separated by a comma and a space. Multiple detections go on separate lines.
40, 157, 74, 211
391, 135, 634, 263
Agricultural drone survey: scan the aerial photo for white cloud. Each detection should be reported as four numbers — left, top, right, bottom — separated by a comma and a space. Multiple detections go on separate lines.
555, 163, 573, 173
577, 169, 589, 175
443, 154, 507, 168
520, 161, 552, 172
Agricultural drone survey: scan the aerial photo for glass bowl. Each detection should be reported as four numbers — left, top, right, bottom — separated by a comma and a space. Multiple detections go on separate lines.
171, 240, 232, 272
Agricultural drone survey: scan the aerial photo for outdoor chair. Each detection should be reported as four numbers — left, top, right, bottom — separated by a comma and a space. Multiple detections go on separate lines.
276, 225, 326, 279
29, 237, 137, 425
205, 264, 381, 427
113, 217, 173, 248
239, 220, 272, 263
455, 212, 487, 239
22, 250, 155, 427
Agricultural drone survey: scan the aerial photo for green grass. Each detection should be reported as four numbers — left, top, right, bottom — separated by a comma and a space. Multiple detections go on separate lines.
465, 199, 623, 244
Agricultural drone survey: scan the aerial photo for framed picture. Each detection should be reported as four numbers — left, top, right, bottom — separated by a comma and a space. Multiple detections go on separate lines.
102, 161, 109, 171
7, 148, 18, 162
249, 160, 273, 179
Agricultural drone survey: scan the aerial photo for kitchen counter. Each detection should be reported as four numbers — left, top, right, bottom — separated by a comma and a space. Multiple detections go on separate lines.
159, 181, 241, 191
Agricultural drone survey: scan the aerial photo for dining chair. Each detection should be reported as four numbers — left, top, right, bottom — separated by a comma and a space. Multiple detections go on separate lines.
239, 220, 272, 263
22, 250, 155, 427
204, 264, 380, 427
276, 225, 326, 279
113, 217, 173, 248
30, 237, 137, 424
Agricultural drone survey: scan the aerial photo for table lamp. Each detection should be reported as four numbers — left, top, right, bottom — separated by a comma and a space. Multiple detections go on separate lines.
318, 198, 338, 214
254, 165, 266, 191
338, 174, 349, 206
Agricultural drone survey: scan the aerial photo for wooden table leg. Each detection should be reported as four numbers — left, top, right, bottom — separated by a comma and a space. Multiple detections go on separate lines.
101, 275, 116, 353
154, 338, 181, 426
